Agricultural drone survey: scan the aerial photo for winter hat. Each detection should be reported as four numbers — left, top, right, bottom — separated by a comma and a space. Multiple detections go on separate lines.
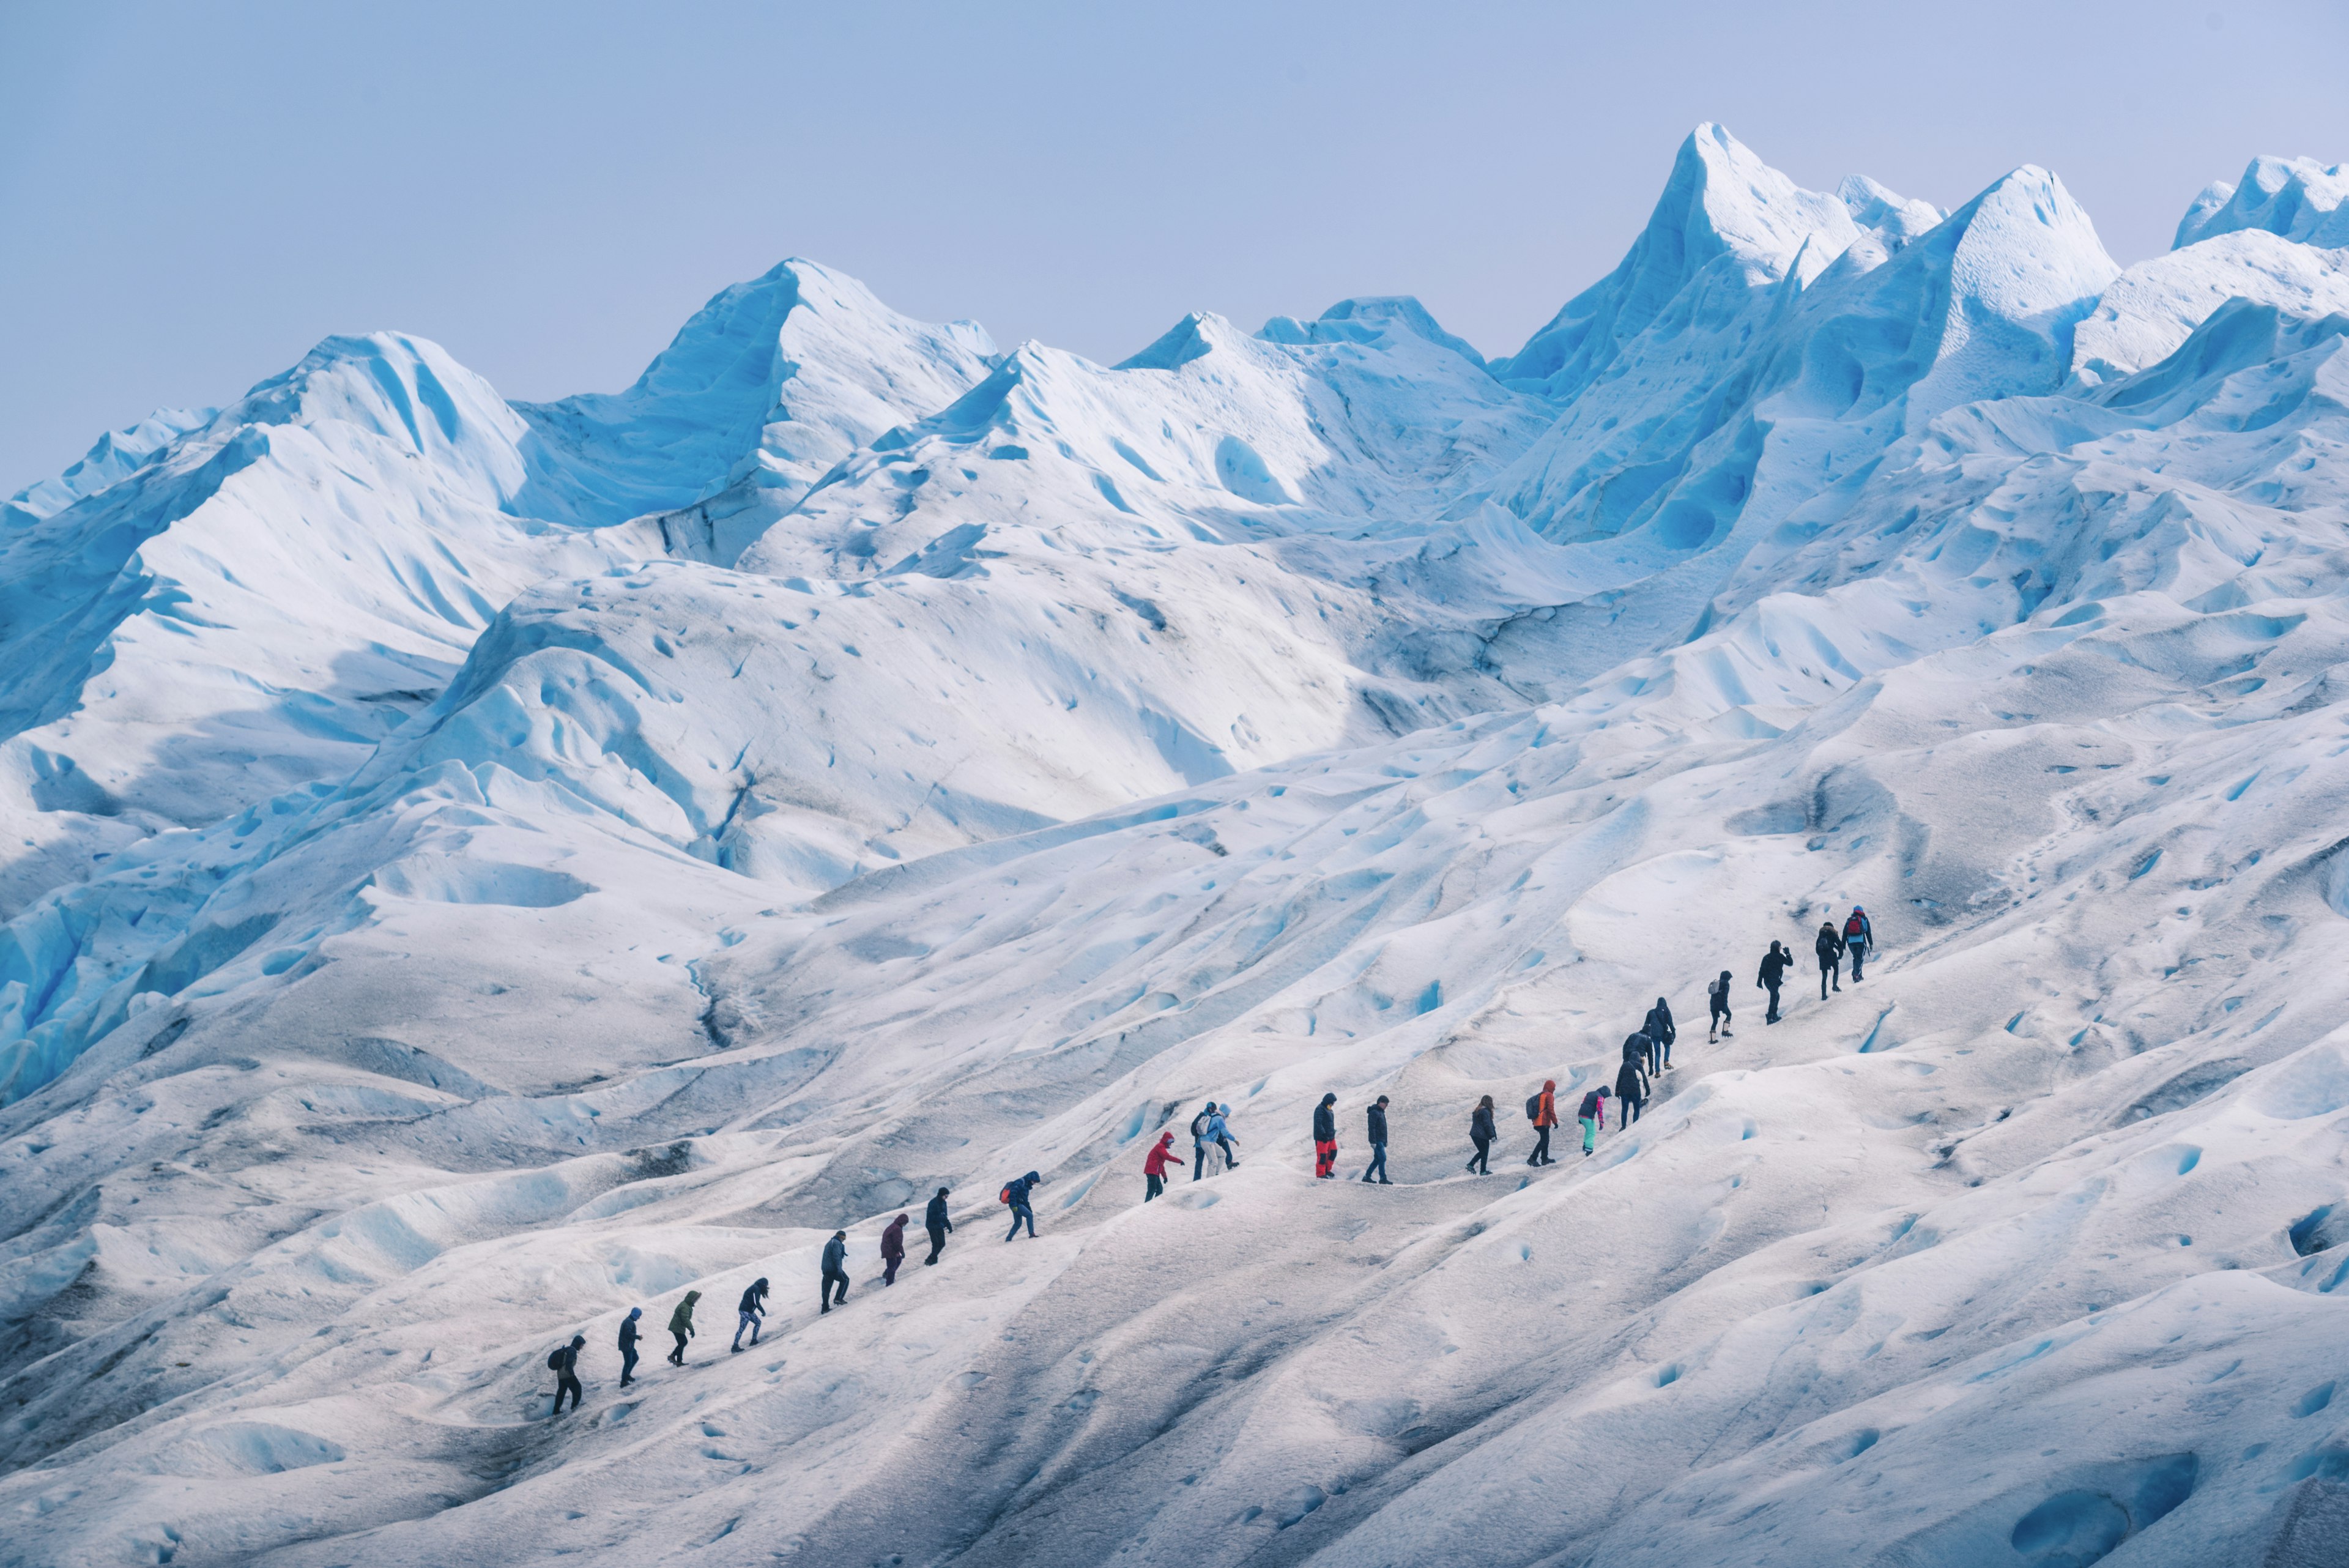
626, 1307, 640, 1321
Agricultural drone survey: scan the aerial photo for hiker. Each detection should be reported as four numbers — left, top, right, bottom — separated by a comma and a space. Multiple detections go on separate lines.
1189, 1101, 1219, 1182
1362, 1096, 1392, 1184
730, 1277, 769, 1352
1708, 970, 1735, 1041
1758, 940, 1790, 1024
820, 1232, 851, 1311
1643, 997, 1677, 1071
1467, 1094, 1496, 1173
1621, 1031, 1652, 1079
1003, 1171, 1043, 1239
1528, 1079, 1559, 1166
1576, 1086, 1609, 1156
1614, 1055, 1649, 1125
880, 1215, 908, 1285
548, 1333, 585, 1416
1143, 1131, 1183, 1200
617, 1307, 642, 1388
924, 1186, 953, 1264
1208, 1105, 1240, 1171
1844, 905, 1874, 981
1816, 920, 1845, 998
666, 1290, 699, 1365
1313, 1093, 1338, 1179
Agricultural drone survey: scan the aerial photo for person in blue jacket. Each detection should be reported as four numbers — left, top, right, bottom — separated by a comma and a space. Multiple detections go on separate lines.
1842, 905, 1874, 981
1003, 1171, 1044, 1240
617, 1307, 642, 1388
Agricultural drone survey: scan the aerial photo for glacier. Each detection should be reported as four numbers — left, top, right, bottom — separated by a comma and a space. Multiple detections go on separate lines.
3, 123, 2348, 1566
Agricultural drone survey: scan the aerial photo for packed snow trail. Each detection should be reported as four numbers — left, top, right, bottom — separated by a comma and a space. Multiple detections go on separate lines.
6, 127, 2349, 1567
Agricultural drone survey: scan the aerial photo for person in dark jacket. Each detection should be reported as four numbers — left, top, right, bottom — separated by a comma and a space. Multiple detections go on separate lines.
667, 1290, 699, 1365
1529, 1079, 1559, 1165
1708, 969, 1734, 1041
1621, 1031, 1652, 1081
1815, 921, 1845, 998
1843, 906, 1874, 981
548, 1333, 586, 1415
880, 1215, 908, 1285
1003, 1171, 1043, 1239
820, 1232, 850, 1311
1614, 1057, 1649, 1124
1576, 1087, 1609, 1155
1758, 941, 1790, 1024
1313, 1093, 1338, 1178
924, 1186, 954, 1264
617, 1307, 642, 1387
731, 1277, 769, 1352
1467, 1094, 1496, 1173
1189, 1101, 1218, 1182
1643, 998, 1677, 1071
1143, 1131, 1183, 1200
1361, 1096, 1392, 1184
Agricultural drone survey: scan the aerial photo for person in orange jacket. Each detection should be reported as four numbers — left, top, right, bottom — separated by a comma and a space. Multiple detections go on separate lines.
1142, 1131, 1184, 1200
1529, 1080, 1560, 1166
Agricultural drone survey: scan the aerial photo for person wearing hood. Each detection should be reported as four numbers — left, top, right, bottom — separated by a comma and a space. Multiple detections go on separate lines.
1707, 969, 1734, 1042
1361, 1096, 1391, 1184
880, 1215, 909, 1284
617, 1307, 642, 1387
924, 1186, 953, 1265
1208, 1105, 1239, 1172
548, 1332, 586, 1416
1642, 997, 1677, 1071
1529, 1080, 1559, 1166
1312, 1093, 1338, 1178
1815, 920, 1846, 998
1003, 1171, 1044, 1239
1843, 905, 1874, 981
1143, 1131, 1184, 1201
1467, 1094, 1496, 1174
667, 1290, 699, 1365
1614, 1055, 1650, 1124
1189, 1101, 1218, 1182
1620, 1030, 1652, 1079
731, 1277, 769, 1353
1758, 940, 1790, 1024
821, 1232, 852, 1310
1576, 1086, 1609, 1155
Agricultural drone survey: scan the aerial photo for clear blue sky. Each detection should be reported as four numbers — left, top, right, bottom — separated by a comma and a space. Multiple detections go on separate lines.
4, 0, 2345, 492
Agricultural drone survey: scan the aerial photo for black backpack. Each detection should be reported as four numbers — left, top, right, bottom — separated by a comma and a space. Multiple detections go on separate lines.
545, 1347, 565, 1371
1524, 1093, 1542, 1121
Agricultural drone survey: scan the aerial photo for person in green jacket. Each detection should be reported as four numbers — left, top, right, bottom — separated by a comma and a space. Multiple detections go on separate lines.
666, 1290, 700, 1365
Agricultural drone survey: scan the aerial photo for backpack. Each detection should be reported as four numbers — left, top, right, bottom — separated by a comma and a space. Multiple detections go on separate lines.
1709, 977, 1727, 1001
999, 1183, 1014, 1205
1190, 1111, 1210, 1139
1524, 1093, 1542, 1122
545, 1347, 564, 1371
1844, 913, 1866, 941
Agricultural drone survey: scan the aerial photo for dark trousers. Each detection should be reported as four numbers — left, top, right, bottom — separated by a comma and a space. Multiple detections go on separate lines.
1820, 960, 1839, 998
925, 1224, 948, 1264
619, 1345, 638, 1386
1849, 943, 1866, 981
1467, 1137, 1490, 1173
1530, 1125, 1553, 1164
1145, 1173, 1165, 1201
1005, 1203, 1035, 1241
820, 1268, 849, 1310
553, 1373, 582, 1414
1192, 1142, 1211, 1181
1362, 1143, 1388, 1182
1623, 1095, 1644, 1124
668, 1329, 689, 1365
883, 1254, 902, 1285
1709, 1002, 1730, 1037
1764, 981, 1782, 1022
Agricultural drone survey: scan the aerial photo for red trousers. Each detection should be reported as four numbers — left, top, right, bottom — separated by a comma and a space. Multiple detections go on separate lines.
1313, 1139, 1337, 1177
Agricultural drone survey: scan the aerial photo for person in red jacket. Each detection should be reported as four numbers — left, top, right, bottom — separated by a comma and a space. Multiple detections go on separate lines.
880, 1213, 908, 1285
1529, 1079, 1560, 1166
1143, 1131, 1184, 1201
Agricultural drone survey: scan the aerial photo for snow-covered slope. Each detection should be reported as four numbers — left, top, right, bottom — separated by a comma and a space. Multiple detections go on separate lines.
6, 127, 2349, 1568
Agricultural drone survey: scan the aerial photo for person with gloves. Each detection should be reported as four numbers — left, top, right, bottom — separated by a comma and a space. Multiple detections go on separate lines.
1312, 1093, 1338, 1178
1003, 1172, 1044, 1239
1142, 1131, 1183, 1200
